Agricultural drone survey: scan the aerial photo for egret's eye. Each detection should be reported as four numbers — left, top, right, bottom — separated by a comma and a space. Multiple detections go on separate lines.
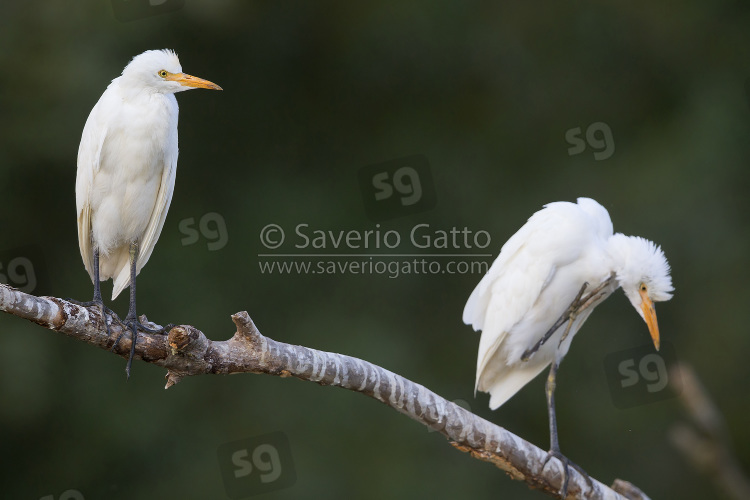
158, 70, 169, 78
639, 283, 648, 293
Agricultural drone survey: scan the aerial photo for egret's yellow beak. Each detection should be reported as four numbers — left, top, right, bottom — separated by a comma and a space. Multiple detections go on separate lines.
639, 288, 660, 351
166, 72, 222, 90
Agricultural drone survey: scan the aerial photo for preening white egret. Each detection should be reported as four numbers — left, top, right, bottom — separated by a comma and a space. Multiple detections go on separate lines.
76, 49, 221, 377
463, 197, 673, 495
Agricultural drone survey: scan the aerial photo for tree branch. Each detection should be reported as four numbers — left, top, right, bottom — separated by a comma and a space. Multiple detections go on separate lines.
668, 362, 750, 500
1, 283, 648, 500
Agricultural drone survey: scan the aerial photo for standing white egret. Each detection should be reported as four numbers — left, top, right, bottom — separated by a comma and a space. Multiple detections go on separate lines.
76, 49, 221, 377
463, 197, 673, 495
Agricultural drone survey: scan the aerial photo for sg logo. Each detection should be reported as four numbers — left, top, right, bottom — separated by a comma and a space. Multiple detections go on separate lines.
373, 166, 423, 207
0, 245, 46, 294
217, 432, 296, 498
565, 122, 615, 160
0, 256, 36, 293
358, 154, 437, 221
603, 341, 681, 409
618, 353, 669, 393
231, 443, 282, 483
179, 212, 228, 251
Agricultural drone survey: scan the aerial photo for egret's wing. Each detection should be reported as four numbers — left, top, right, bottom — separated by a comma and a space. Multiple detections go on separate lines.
138, 152, 177, 266
464, 201, 596, 397
462, 212, 538, 330
76, 95, 111, 282
575, 197, 613, 241
483, 358, 550, 409
111, 145, 177, 300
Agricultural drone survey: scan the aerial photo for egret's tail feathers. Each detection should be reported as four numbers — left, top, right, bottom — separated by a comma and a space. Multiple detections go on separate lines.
478, 360, 550, 410
463, 284, 487, 330
111, 270, 130, 300
105, 248, 133, 300
78, 207, 96, 284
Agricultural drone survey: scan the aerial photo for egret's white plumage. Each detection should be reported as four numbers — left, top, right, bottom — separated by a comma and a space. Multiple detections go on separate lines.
75, 49, 221, 377
76, 49, 221, 299
464, 197, 673, 409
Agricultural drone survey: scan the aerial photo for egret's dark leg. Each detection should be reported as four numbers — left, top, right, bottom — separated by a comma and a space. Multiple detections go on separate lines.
68, 248, 120, 336
522, 273, 616, 362
91, 248, 104, 303
542, 359, 593, 497
546, 360, 564, 456
522, 283, 588, 361
122, 241, 140, 378
115, 240, 172, 378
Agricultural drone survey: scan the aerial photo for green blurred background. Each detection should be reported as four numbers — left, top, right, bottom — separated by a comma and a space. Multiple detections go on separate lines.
1, 1, 749, 499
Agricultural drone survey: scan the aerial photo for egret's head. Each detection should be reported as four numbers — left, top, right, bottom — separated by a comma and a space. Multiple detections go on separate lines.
121, 49, 222, 94
608, 233, 674, 350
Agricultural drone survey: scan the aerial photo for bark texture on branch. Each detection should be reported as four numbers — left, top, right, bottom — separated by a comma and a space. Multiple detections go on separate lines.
0, 283, 647, 500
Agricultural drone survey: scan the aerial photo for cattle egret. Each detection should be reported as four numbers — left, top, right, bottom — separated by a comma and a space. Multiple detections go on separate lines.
76, 49, 221, 377
463, 197, 673, 495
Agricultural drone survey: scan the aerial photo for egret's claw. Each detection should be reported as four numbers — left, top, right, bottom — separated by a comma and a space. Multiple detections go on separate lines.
542, 449, 593, 498
112, 316, 174, 378
121, 316, 146, 379
67, 297, 121, 339
135, 320, 173, 335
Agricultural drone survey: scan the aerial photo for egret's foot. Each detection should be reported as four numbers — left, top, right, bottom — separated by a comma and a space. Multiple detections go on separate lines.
120, 315, 145, 379
135, 320, 174, 335
111, 316, 175, 378
161, 323, 177, 334
542, 449, 593, 498
66, 297, 119, 320
66, 297, 122, 337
